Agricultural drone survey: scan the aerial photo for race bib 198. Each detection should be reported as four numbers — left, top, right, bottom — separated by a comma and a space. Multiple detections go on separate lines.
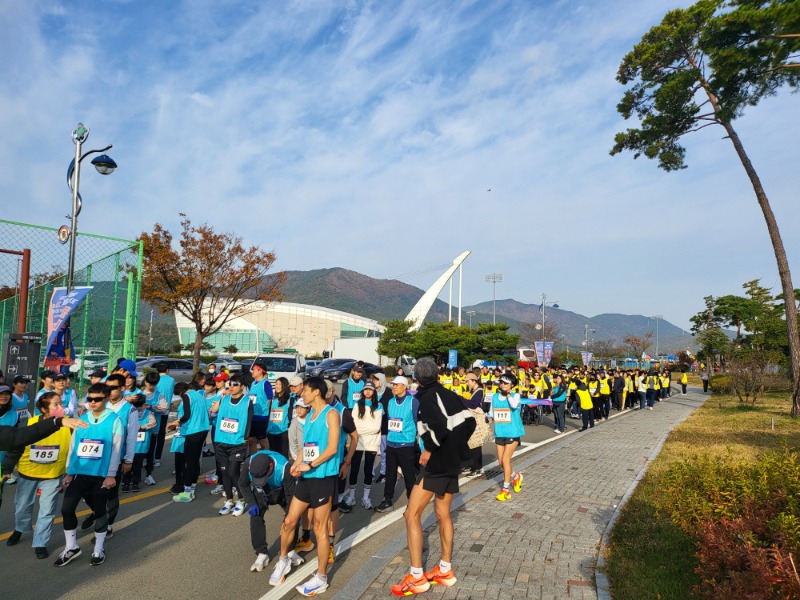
76, 439, 104, 460
494, 409, 512, 423
220, 418, 239, 433
30, 445, 59, 464
388, 418, 403, 432
303, 442, 320, 464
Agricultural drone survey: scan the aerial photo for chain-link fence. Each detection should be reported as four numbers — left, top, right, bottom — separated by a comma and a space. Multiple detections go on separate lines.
0, 219, 143, 384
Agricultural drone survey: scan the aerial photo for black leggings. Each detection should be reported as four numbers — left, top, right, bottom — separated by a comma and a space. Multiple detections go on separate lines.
215, 443, 247, 499
383, 445, 417, 502
62, 475, 110, 532
182, 430, 208, 487
348, 450, 376, 487
154, 415, 168, 461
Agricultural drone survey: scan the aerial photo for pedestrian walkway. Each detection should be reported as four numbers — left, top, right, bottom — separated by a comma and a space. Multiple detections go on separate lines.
337, 389, 707, 600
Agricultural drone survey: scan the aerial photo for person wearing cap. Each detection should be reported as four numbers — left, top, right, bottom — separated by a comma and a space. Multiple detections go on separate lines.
248, 363, 274, 454
152, 362, 175, 467
238, 449, 304, 573
340, 365, 365, 409
35, 371, 57, 404
491, 373, 524, 502
11, 376, 32, 421
210, 373, 253, 516
269, 376, 341, 596
268, 377, 295, 458
5, 391, 72, 558
287, 396, 314, 553
342, 380, 382, 510
374, 375, 419, 513
53, 373, 78, 418
389, 357, 476, 596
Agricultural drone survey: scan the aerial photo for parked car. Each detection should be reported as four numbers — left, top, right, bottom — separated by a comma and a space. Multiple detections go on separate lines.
322, 360, 383, 382
307, 358, 354, 378
135, 358, 206, 385
252, 353, 307, 383
239, 358, 255, 371
209, 358, 243, 373
306, 360, 322, 370
69, 350, 109, 373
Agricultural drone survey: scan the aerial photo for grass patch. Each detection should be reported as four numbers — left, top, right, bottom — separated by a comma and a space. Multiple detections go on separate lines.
605, 392, 800, 599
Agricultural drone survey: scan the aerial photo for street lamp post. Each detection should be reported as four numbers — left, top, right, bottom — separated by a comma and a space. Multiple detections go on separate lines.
540, 292, 559, 341
466, 310, 476, 329
651, 314, 663, 358
65, 123, 117, 291
485, 273, 503, 325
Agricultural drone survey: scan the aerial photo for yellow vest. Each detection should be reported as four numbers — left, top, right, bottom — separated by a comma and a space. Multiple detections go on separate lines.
17, 415, 71, 479
680, 373, 688, 384
598, 377, 611, 395
577, 388, 593, 410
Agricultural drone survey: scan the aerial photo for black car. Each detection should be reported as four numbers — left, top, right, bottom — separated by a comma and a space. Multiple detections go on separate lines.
308, 358, 354, 378
322, 360, 384, 382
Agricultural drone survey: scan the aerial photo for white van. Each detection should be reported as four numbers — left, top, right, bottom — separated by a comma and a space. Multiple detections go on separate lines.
252, 353, 307, 383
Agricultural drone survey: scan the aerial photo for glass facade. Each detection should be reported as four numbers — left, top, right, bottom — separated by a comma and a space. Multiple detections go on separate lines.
180, 328, 276, 353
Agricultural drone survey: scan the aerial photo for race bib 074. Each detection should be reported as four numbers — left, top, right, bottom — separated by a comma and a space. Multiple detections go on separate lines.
76, 439, 104, 460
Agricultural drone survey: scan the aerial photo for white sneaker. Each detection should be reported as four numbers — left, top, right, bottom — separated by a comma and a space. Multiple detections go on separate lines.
296, 573, 329, 596
269, 556, 292, 586
209, 484, 225, 495
153, 460, 161, 469
144, 475, 156, 486
250, 552, 269, 572
219, 500, 235, 516
232, 499, 247, 517
288, 550, 305, 566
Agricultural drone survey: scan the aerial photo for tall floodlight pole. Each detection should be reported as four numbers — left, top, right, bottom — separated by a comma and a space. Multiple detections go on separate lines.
485, 273, 503, 325
467, 310, 476, 329
457, 262, 463, 326
540, 293, 559, 342
651, 314, 663, 357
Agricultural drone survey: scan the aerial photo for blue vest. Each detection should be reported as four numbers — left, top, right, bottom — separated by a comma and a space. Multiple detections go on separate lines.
0, 408, 19, 463
331, 401, 347, 457
108, 400, 134, 455
156, 374, 176, 404
205, 391, 220, 423
267, 397, 291, 435
249, 379, 273, 418
182, 390, 210, 435
134, 409, 153, 454
170, 405, 185, 454
70, 411, 119, 477
344, 378, 365, 409
387, 395, 416, 446
302, 404, 340, 479
249, 449, 289, 490
492, 393, 524, 438
215, 395, 250, 445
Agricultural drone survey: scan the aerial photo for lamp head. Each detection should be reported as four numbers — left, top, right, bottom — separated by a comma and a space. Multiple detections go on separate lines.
91, 154, 117, 175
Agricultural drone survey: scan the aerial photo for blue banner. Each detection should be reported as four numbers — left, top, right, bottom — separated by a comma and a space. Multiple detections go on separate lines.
447, 349, 458, 369
534, 341, 555, 367
580, 351, 593, 367
44, 286, 92, 369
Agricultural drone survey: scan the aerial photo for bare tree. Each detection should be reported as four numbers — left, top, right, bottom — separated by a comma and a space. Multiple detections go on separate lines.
623, 333, 654, 359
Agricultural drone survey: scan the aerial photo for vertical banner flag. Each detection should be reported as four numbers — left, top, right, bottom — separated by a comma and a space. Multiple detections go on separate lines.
447, 349, 458, 369
44, 286, 93, 369
534, 342, 556, 367
580, 351, 593, 367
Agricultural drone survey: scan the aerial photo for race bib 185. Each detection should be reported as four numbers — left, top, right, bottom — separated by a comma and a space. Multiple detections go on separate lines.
30, 445, 59, 464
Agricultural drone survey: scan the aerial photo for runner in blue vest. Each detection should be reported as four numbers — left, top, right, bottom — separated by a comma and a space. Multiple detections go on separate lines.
248, 363, 274, 454
267, 377, 293, 458
168, 383, 210, 502
239, 449, 304, 572
269, 377, 340, 597
340, 364, 365, 409
55, 383, 123, 568
153, 362, 175, 467
491, 374, 524, 502
212, 374, 253, 516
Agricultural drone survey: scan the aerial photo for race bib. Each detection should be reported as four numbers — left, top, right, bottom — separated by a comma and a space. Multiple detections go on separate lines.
17, 409, 31, 421
270, 409, 284, 422
249, 394, 258, 405
352, 393, 361, 401
303, 442, 320, 463
76, 439, 104, 460
174, 427, 182, 439
30, 445, 59, 464
220, 418, 239, 433
388, 418, 403, 432
494, 409, 511, 423
136, 431, 147, 443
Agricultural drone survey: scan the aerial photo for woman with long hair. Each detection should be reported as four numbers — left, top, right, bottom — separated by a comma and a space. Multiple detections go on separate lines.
267, 377, 291, 458
342, 382, 382, 509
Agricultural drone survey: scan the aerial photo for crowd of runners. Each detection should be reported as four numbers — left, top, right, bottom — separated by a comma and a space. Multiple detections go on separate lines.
0, 356, 684, 596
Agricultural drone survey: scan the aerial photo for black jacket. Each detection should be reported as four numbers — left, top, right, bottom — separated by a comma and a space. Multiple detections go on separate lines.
0, 417, 62, 453
416, 382, 476, 477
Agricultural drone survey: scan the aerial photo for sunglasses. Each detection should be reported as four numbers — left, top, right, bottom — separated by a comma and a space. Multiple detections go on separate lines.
229, 382, 242, 387
87, 396, 106, 402
106, 385, 120, 390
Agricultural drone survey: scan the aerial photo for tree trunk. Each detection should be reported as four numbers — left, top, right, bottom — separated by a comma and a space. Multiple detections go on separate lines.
721, 120, 800, 417
193, 332, 204, 373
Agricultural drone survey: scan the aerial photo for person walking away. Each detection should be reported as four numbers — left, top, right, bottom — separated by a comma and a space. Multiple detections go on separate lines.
577, 380, 595, 431
680, 371, 688, 395
153, 362, 175, 467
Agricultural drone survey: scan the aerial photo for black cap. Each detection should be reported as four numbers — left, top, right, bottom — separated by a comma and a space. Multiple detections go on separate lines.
12, 375, 31, 385
250, 453, 275, 488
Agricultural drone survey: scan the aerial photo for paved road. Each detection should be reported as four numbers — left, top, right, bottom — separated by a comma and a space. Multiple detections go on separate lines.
0, 389, 703, 600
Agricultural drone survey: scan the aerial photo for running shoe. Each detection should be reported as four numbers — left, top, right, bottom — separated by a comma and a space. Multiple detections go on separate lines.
34, 547, 49, 559
362, 497, 373, 510
288, 550, 305, 566
90, 552, 105, 566
205, 473, 219, 485
130, 483, 141, 493
496, 489, 512, 502
121, 483, 131, 493
219, 500, 235, 515
328, 545, 335, 564
296, 573, 329, 597
172, 491, 195, 503
144, 475, 156, 486
294, 538, 315, 553
250, 552, 269, 572
232, 499, 247, 517
424, 565, 457, 587
338, 501, 353, 514
269, 556, 291, 586
209, 484, 225, 495
153, 460, 161, 468
390, 573, 431, 596
374, 500, 394, 513
54, 547, 82, 567
512, 472, 524, 493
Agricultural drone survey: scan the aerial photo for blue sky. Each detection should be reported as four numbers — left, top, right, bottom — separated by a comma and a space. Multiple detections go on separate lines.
1, 0, 797, 332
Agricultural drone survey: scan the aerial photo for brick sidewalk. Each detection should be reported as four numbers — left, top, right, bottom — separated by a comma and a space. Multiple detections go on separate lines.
345, 390, 706, 600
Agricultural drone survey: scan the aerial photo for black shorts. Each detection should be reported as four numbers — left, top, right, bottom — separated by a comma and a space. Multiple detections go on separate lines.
419, 474, 459, 496
495, 437, 521, 446
294, 475, 337, 509
249, 417, 268, 440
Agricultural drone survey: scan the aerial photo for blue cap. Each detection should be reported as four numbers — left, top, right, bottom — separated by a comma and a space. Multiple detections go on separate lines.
118, 359, 137, 378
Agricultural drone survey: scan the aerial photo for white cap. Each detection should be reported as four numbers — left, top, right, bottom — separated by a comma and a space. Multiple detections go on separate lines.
392, 376, 409, 386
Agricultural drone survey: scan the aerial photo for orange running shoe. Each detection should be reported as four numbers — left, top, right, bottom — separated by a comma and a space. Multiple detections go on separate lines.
391, 573, 432, 596
424, 565, 457, 587
496, 489, 512, 502
512, 472, 524, 493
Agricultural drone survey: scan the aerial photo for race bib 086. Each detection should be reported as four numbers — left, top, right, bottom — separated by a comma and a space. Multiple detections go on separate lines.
220, 418, 239, 433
